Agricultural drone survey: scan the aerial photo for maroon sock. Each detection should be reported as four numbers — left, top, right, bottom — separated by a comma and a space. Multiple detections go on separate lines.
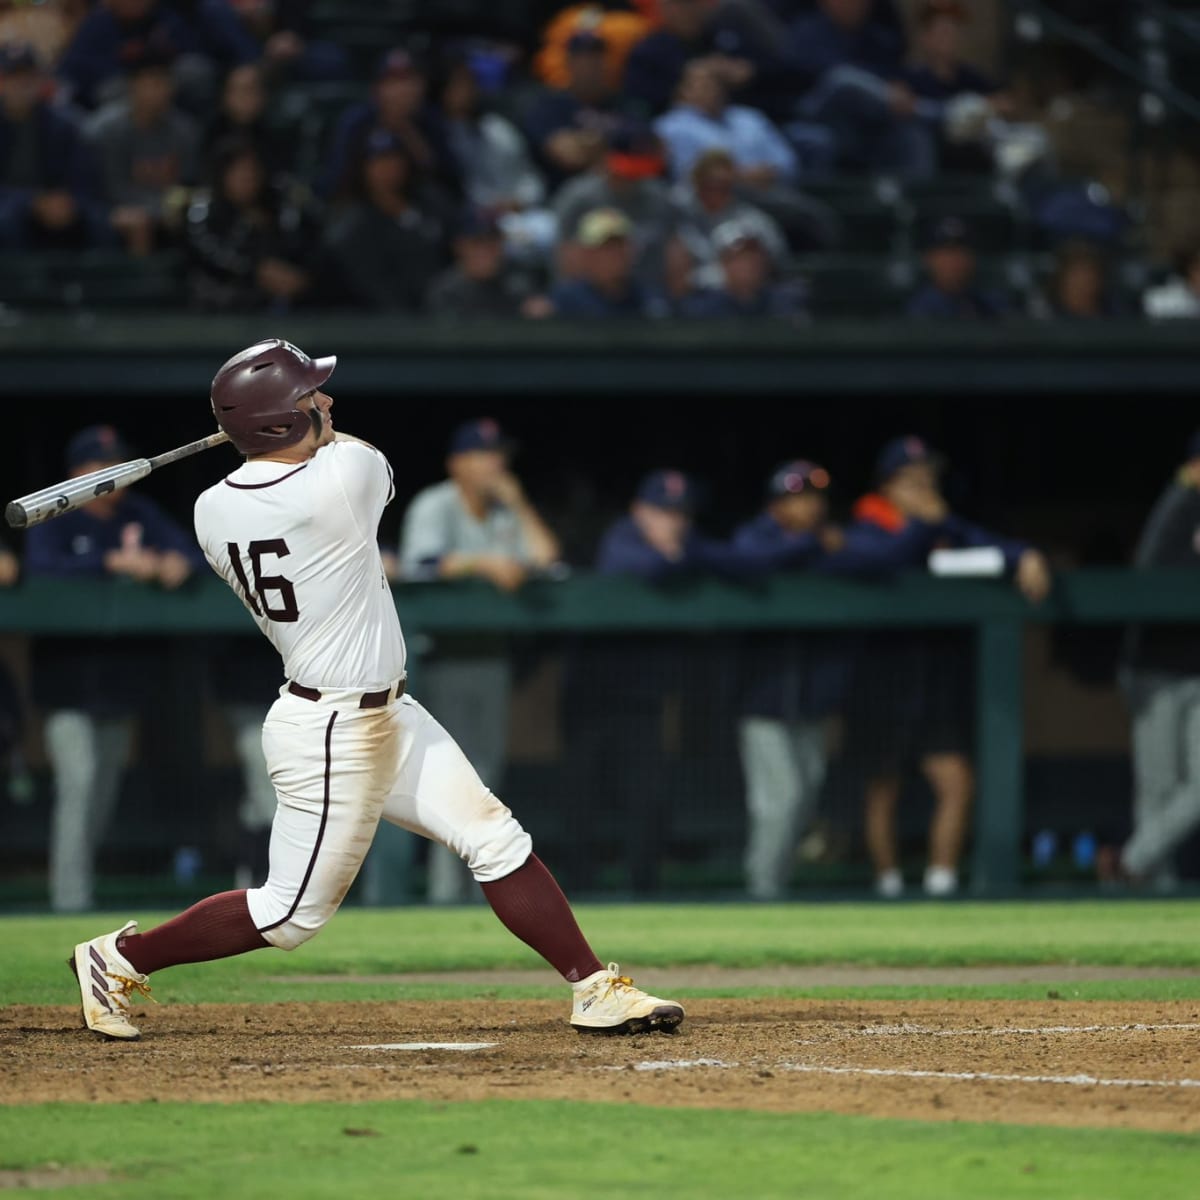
118, 890, 269, 976
481, 854, 603, 983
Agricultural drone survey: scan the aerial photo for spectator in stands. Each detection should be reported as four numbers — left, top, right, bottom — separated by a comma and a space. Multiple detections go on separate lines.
184, 135, 319, 311
398, 417, 561, 903
524, 30, 633, 190
0, 42, 111, 250
1045, 241, 1125, 319
1144, 247, 1200, 320
679, 218, 807, 318
1114, 431, 1200, 890
732, 459, 849, 899
322, 48, 458, 201
906, 216, 1008, 319
25, 424, 199, 912
435, 51, 551, 263
623, 0, 785, 119
203, 63, 289, 176
84, 43, 200, 255
655, 59, 796, 186
834, 435, 1050, 898
426, 207, 549, 319
654, 57, 840, 249
552, 121, 684, 291
534, 4, 650, 93
673, 148, 794, 290
791, 0, 935, 178
225, 0, 348, 84
550, 206, 670, 318
322, 129, 446, 311
58, 0, 256, 112
0, 0, 80, 68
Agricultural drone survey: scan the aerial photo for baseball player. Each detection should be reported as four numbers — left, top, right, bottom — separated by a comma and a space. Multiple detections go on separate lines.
69, 338, 684, 1041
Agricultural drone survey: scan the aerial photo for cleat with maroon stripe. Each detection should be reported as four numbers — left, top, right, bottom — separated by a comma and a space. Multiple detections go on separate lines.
69, 920, 152, 1041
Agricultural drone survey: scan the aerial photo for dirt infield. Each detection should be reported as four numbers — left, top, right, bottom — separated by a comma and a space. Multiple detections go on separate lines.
5, 997, 1199, 1133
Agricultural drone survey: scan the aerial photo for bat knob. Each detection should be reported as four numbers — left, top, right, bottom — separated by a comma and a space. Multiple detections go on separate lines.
4, 501, 27, 530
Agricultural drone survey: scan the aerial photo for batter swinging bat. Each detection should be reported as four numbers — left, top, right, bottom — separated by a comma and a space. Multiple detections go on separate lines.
5, 430, 231, 530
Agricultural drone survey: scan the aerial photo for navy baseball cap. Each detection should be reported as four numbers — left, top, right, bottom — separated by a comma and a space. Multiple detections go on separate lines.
363, 128, 407, 159
448, 418, 515, 455
0, 42, 37, 73
456, 205, 501, 239
922, 216, 971, 250
377, 48, 423, 80
875, 435, 945, 482
767, 460, 831, 498
67, 425, 132, 469
636, 469, 695, 513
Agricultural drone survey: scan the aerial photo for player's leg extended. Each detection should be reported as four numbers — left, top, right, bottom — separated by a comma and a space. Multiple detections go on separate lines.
70, 695, 401, 1040
382, 694, 684, 1034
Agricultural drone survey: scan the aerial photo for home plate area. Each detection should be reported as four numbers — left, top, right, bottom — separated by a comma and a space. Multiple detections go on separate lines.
4, 998, 1199, 1133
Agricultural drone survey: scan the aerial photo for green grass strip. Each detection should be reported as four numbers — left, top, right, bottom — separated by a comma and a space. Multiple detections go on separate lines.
1, 1101, 1197, 1200
5, 901, 1198, 1007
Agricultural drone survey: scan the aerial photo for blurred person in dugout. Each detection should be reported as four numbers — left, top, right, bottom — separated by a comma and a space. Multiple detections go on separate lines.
577, 469, 750, 893
841, 436, 1051, 898
732, 460, 851, 900
23, 425, 199, 912
1112, 431, 1200, 889
397, 418, 560, 903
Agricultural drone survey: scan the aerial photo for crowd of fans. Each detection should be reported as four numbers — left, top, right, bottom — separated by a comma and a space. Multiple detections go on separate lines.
2, 0, 1196, 320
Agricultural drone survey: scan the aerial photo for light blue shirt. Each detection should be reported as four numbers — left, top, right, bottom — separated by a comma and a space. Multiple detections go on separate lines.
654, 104, 797, 183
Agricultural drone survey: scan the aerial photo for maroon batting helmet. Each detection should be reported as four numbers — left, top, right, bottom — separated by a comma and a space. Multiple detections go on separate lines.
210, 338, 336, 455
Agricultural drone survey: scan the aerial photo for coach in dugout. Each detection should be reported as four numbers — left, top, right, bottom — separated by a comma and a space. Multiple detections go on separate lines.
25, 425, 200, 912
398, 418, 561, 904
834, 436, 1050, 898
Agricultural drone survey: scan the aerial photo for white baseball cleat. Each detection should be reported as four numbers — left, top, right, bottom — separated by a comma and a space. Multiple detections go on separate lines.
570, 963, 684, 1035
68, 920, 153, 1041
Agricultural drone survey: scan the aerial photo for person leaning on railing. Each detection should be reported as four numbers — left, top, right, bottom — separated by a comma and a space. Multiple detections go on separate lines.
825, 435, 1051, 900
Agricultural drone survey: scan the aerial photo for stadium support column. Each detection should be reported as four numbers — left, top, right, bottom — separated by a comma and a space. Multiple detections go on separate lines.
970, 617, 1023, 894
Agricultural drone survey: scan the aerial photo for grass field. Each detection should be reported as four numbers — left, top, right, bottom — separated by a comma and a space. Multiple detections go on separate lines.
4, 900, 1200, 1198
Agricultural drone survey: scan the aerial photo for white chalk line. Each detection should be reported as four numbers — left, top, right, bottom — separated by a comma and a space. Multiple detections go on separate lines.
621, 1058, 1200, 1089
346, 1042, 497, 1051
777, 1063, 1200, 1090
853, 1022, 1200, 1038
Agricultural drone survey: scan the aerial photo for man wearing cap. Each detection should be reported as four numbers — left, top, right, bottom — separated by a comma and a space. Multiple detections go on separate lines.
565, 470, 748, 892
0, 42, 112, 251
680, 217, 806, 318
906, 217, 1009, 319
427, 207, 548, 319
398, 419, 560, 903
321, 47, 456, 201
83, 41, 200, 255
24, 425, 201, 912
322, 129, 446, 312
733, 460, 852, 898
1113, 432, 1200, 889
524, 30, 635, 190
836, 436, 1050, 897
550, 206, 671, 318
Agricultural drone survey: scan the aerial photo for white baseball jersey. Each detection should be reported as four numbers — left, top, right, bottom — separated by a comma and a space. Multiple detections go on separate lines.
194, 439, 406, 690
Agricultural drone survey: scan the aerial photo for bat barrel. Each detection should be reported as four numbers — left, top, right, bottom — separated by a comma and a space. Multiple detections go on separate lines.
5, 459, 152, 529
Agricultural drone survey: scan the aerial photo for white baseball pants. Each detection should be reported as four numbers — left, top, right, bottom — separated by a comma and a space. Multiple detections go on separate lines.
246, 685, 532, 949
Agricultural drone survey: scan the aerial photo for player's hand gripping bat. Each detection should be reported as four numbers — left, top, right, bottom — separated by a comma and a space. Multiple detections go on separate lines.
5, 431, 231, 530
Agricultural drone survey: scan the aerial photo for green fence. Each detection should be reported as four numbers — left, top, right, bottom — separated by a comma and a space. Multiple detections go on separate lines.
3, 568, 1194, 894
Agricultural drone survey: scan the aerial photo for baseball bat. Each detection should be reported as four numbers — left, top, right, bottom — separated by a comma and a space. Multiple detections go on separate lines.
5, 430, 231, 530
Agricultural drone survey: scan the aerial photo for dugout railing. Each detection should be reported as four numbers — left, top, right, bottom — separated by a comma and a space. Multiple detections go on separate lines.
0, 568, 1196, 899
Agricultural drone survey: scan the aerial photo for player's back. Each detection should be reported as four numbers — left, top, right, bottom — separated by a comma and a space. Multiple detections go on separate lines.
194, 439, 405, 690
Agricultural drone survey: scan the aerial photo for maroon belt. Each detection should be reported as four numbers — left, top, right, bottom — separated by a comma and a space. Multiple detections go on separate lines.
288, 679, 406, 708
